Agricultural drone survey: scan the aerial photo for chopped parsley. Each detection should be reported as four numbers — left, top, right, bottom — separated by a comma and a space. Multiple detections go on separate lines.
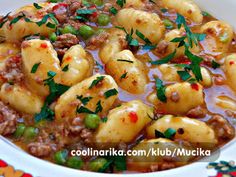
120, 72, 128, 80
62, 64, 69, 72
76, 100, 103, 114
31, 62, 41, 73
155, 78, 167, 103
155, 128, 176, 139
36, 13, 58, 28
115, 26, 139, 47
101, 117, 108, 123
95, 100, 103, 113
34, 71, 70, 122
0, 12, 10, 28
117, 59, 134, 63
116, 0, 126, 8
77, 95, 92, 105
135, 30, 156, 49
77, 106, 94, 114
10, 13, 26, 26
33, 3, 43, 9
89, 76, 105, 89
104, 88, 118, 99
75, 9, 96, 22
151, 50, 176, 65
211, 60, 221, 69
177, 70, 192, 81
109, 7, 118, 15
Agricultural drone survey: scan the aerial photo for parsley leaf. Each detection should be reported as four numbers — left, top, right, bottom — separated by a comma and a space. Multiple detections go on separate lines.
0, 12, 10, 28
77, 9, 96, 15
177, 70, 192, 81
104, 88, 118, 99
151, 50, 176, 65
62, 64, 69, 72
115, 26, 139, 47
77, 106, 94, 114
155, 78, 167, 103
185, 47, 203, 81
33, 3, 43, 9
95, 100, 103, 113
120, 72, 128, 80
155, 128, 176, 139
89, 76, 105, 89
10, 13, 25, 26
109, 7, 118, 15
77, 95, 92, 105
211, 60, 221, 69
117, 59, 134, 63
31, 62, 41, 73
135, 30, 152, 45
116, 0, 126, 8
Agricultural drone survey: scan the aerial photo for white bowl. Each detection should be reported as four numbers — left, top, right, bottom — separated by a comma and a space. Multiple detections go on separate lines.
0, 1, 236, 177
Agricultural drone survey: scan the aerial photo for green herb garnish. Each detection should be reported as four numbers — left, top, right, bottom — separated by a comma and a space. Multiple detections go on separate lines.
104, 88, 118, 99
31, 62, 41, 73
151, 50, 176, 65
155, 78, 167, 103
89, 76, 105, 89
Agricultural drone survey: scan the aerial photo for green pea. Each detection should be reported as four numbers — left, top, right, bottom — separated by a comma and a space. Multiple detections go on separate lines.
23, 127, 38, 141
91, 0, 104, 6
89, 158, 107, 172
163, 19, 174, 29
61, 25, 77, 35
79, 25, 95, 39
97, 14, 110, 26
54, 150, 68, 165
66, 157, 83, 169
14, 123, 26, 138
84, 114, 100, 129
49, 32, 57, 42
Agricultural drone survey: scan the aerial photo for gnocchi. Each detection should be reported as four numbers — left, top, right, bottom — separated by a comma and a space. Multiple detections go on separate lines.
105, 50, 148, 94
116, 8, 165, 43
161, 0, 203, 23
146, 115, 217, 146
21, 39, 61, 97
201, 21, 233, 58
55, 74, 118, 120
0, 83, 43, 114
61, 45, 93, 86
95, 100, 153, 143
148, 82, 204, 115
224, 54, 236, 91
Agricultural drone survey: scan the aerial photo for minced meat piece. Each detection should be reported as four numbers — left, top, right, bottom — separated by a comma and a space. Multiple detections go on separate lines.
0, 101, 19, 135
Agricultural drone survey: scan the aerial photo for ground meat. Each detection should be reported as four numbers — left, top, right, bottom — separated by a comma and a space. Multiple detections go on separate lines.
155, 41, 169, 54
0, 101, 19, 136
225, 110, 236, 118
214, 75, 225, 85
64, 19, 83, 30
0, 55, 24, 84
53, 34, 79, 56
87, 32, 110, 50
65, 0, 82, 15
207, 115, 235, 140
150, 162, 176, 172
69, 117, 84, 134
28, 142, 52, 157
186, 106, 207, 118
80, 128, 93, 144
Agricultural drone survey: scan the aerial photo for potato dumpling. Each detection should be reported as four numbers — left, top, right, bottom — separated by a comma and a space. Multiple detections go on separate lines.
148, 82, 204, 115
224, 54, 236, 91
116, 8, 165, 43
158, 64, 212, 87
146, 115, 217, 147
0, 3, 56, 42
125, 0, 145, 8
159, 29, 200, 58
161, 0, 203, 24
201, 21, 233, 58
95, 100, 153, 143
55, 74, 118, 121
105, 50, 148, 94
0, 83, 43, 114
21, 39, 61, 97
0, 43, 20, 61
99, 29, 126, 64
61, 45, 93, 86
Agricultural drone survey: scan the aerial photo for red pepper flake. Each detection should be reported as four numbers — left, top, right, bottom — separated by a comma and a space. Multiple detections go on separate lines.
229, 61, 235, 65
65, 56, 72, 62
191, 83, 199, 91
22, 173, 33, 177
52, 3, 68, 12
129, 112, 138, 123
40, 43, 48, 49
11, 55, 21, 63
0, 159, 8, 167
